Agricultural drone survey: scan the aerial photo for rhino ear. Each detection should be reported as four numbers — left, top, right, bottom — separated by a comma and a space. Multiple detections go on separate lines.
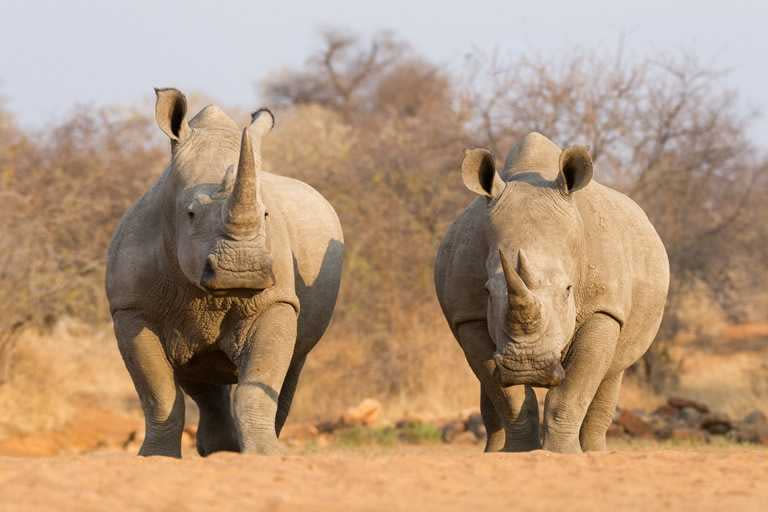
248, 108, 275, 138
462, 148, 505, 199
557, 146, 593, 195
154, 88, 191, 147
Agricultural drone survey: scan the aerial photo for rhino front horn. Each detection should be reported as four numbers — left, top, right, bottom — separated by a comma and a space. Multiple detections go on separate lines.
223, 128, 261, 239
499, 249, 542, 333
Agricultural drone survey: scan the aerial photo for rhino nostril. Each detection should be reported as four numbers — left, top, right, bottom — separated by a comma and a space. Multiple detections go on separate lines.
202, 257, 216, 284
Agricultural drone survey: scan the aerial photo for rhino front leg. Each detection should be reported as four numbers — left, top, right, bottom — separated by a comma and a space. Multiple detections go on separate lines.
542, 313, 619, 453
457, 321, 540, 452
233, 302, 297, 454
113, 310, 185, 458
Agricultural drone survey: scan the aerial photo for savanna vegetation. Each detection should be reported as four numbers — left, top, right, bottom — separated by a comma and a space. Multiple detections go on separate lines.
1, 29, 766, 418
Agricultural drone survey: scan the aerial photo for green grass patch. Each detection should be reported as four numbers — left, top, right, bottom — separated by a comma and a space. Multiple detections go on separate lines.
335, 422, 443, 448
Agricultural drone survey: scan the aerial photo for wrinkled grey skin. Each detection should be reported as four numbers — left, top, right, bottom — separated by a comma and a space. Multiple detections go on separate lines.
434, 133, 668, 453
106, 88, 343, 457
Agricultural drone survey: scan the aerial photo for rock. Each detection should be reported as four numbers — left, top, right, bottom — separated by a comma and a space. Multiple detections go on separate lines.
742, 410, 768, 426
652, 404, 679, 419
395, 415, 427, 429
440, 421, 467, 443
458, 408, 481, 422
465, 413, 486, 441
315, 420, 338, 434
733, 411, 768, 444
700, 413, 732, 435
281, 423, 319, 440
679, 406, 703, 426
667, 397, 709, 414
663, 427, 710, 444
606, 423, 626, 438
341, 398, 382, 427
616, 409, 654, 438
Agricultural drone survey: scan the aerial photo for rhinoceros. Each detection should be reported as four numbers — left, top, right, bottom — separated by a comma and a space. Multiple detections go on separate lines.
434, 133, 668, 453
106, 88, 343, 457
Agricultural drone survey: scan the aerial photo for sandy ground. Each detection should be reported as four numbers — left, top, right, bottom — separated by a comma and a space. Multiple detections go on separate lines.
1, 446, 767, 511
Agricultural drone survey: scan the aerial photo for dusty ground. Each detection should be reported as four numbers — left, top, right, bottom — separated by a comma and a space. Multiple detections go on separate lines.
1, 321, 767, 510
1, 445, 767, 511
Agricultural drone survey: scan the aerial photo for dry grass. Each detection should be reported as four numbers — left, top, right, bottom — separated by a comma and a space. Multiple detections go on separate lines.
0, 319, 138, 438
1, 314, 766, 446
292, 304, 477, 422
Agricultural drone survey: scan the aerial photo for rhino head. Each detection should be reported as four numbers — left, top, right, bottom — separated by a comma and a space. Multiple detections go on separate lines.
461, 140, 594, 387
154, 88, 276, 296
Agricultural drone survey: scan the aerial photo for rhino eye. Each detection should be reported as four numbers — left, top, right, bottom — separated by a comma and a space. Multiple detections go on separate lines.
565, 285, 573, 298
187, 210, 195, 221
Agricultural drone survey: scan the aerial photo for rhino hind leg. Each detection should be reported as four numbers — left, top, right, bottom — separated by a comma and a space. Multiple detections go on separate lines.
456, 321, 540, 452
113, 311, 185, 458
580, 371, 624, 451
275, 356, 306, 437
180, 381, 240, 456
501, 384, 540, 452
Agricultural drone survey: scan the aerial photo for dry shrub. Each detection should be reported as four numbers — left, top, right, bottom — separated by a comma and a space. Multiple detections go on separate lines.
0, 30, 766, 429
291, 304, 476, 421
0, 319, 136, 438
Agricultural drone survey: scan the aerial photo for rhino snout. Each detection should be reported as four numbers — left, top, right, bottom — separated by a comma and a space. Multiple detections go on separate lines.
494, 353, 565, 388
200, 249, 275, 293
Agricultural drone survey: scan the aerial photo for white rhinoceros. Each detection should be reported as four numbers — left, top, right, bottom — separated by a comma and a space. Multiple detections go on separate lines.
107, 88, 343, 456
434, 133, 668, 453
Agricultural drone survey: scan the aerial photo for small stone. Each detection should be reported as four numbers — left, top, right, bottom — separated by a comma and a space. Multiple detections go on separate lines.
679, 407, 703, 426
315, 420, 338, 434
653, 404, 679, 418
742, 410, 768, 426
395, 415, 427, 429
616, 410, 654, 438
281, 423, 319, 440
465, 413, 486, 440
607, 423, 626, 438
700, 413, 732, 435
667, 397, 709, 414
440, 420, 467, 443
341, 398, 382, 427
733, 422, 768, 444
667, 427, 709, 443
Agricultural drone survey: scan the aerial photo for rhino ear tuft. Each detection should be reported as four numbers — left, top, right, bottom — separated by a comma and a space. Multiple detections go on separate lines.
154, 88, 190, 146
557, 145, 593, 195
462, 148, 505, 199
249, 108, 275, 138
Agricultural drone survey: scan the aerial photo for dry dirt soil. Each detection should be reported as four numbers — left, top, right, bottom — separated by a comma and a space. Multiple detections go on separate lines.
1, 446, 767, 511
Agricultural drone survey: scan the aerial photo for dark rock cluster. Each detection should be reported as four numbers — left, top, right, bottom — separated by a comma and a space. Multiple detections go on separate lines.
610, 397, 768, 445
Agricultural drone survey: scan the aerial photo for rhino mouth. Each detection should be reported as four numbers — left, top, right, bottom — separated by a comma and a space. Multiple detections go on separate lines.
206, 287, 261, 298
200, 254, 275, 293
493, 353, 565, 388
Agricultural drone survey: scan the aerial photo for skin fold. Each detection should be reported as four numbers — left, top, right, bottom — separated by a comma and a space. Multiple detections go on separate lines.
434, 132, 669, 453
106, 89, 343, 457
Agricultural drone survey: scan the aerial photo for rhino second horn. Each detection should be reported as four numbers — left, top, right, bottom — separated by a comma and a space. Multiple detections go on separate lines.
499, 249, 542, 333
223, 128, 261, 238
